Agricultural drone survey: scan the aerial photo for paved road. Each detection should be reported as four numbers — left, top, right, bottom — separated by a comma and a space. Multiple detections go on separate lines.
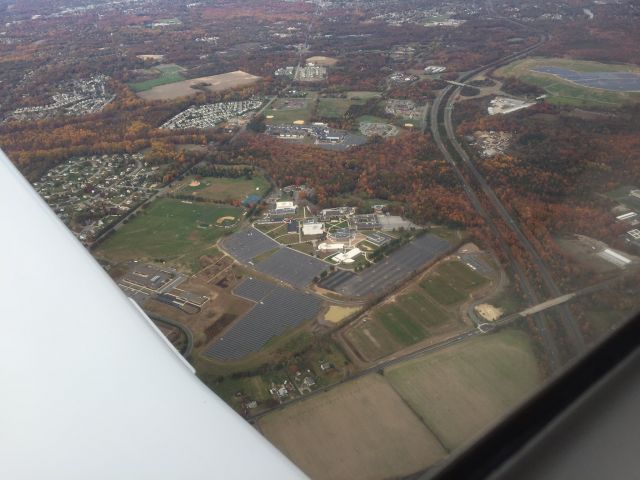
230, 5, 320, 145
147, 312, 194, 358
428, 30, 580, 370
442, 93, 585, 354
248, 328, 480, 422
247, 273, 620, 421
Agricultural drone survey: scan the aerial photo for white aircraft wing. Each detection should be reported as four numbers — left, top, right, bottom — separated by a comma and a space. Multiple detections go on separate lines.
0, 150, 306, 479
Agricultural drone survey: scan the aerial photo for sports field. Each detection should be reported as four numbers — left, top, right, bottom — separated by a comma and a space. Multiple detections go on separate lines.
95, 199, 243, 272
316, 96, 368, 118
263, 94, 317, 123
344, 287, 454, 361
494, 57, 640, 107
258, 374, 447, 480
421, 260, 488, 305
385, 330, 542, 451
343, 259, 486, 361
316, 98, 352, 118
172, 175, 270, 203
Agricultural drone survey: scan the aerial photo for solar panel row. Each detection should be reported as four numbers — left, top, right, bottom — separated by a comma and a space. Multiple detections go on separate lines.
233, 277, 278, 302
256, 248, 329, 287
532, 66, 640, 92
221, 228, 280, 262
204, 278, 323, 360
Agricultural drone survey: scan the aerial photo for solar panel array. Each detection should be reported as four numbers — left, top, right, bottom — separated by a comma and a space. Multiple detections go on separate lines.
256, 248, 329, 287
532, 66, 640, 92
221, 228, 280, 262
233, 276, 278, 302
204, 278, 323, 360
323, 234, 451, 298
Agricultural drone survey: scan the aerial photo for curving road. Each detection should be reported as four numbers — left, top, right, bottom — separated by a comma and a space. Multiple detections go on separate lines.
429, 26, 586, 369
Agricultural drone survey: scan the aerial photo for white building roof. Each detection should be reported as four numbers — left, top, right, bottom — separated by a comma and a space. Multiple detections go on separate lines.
302, 222, 324, 235
597, 248, 631, 267
318, 242, 344, 251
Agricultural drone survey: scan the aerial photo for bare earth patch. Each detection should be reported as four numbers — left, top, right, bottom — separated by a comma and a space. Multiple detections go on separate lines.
137, 54, 164, 60
137, 70, 261, 101
475, 303, 504, 321
385, 330, 542, 451
258, 374, 446, 480
306, 55, 338, 66
324, 305, 360, 324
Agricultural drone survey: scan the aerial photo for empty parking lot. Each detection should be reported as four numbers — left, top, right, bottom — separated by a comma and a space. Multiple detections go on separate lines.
322, 234, 451, 298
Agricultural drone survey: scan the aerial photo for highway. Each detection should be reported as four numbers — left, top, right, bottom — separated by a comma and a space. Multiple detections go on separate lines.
428, 28, 588, 370
441, 90, 585, 354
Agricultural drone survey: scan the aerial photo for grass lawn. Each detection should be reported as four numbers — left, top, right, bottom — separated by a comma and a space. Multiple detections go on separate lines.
428, 225, 468, 243
96, 198, 243, 272
174, 175, 270, 203
344, 259, 489, 361
357, 114, 391, 124
129, 64, 186, 92
346, 287, 455, 361
345, 322, 403, 361
275, 234, 300, 245
420, 276, 466, 305
421, 260, 488, 306
289, 242, 315, 255
266, 224, 288, 238
347, 91, 382, 100
264, 94, 317, 123
605, 185, 640, 210
385, 329, 543, 451
494, 57, 640, 108
401, 292, 448, 327
438, 261, 488, 290
317, 98, 353, 118
377, 304, 426, 344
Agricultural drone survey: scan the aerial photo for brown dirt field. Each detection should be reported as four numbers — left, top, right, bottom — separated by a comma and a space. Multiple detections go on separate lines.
138, 70, 261, 101
257, 374, 447, 480
385, 330, 542, 451
144, 278, 253, 348
306, 56, 338, 66
324, 305, 360, 324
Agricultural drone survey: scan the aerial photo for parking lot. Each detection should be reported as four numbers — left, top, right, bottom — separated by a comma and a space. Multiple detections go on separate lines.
322, 234, 451, 298
203, 278, 323, 360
